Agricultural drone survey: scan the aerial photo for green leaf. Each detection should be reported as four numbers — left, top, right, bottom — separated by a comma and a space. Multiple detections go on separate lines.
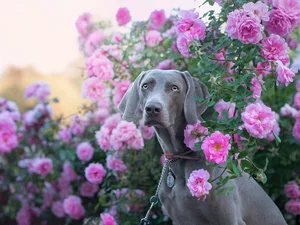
273, 132, 281, 145
241, 159, 252, 170
237, 150, 248, 159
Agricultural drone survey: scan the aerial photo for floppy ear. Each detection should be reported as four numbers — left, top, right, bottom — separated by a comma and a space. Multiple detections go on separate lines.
181, 71, 209, 124
118, 71, 147, 122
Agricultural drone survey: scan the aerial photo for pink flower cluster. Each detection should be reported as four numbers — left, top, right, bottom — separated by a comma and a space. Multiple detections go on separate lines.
241, 102, 276, 139
24, 81, 51, 102
85, 30, 106, 56
76, 142, 94, 162
58, 126, 72, 143
284, 180, 300, 215
28, 158, 53, 175
175, 9, 206, 57
100, 213, 118, 225
184, 120, 208, 150
265, 0, 300, 37
280, 104, 298, 118
96, 113, 122, 151
0, 98, 20, 121
214, 99, 236, 120
226, 7, 263, 44
145, 30, 163, 47
201, 131, 231, 164
187, 169, 212, 201
85, 50, 115, 80
85, 162, 107, 184
0, 112, 18, 153
106, 155, 127, 172
63, 195, 85, 220
110, 121, 144, 151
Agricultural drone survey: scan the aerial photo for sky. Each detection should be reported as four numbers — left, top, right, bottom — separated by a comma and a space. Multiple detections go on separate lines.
0, 0, 218, 74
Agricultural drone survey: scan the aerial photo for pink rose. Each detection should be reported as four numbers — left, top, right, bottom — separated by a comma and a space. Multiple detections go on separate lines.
156, 59, 176, 70
176, 32, 194, 58
293, 121, 300, 141
58, 126, 72, 143
250, 75, 264, 99
24, 81, 51, 102
75, 13, 92, 37
76, 142, 94, 162
201, 131, 231, 164
241, 102, 276, 139
184, 120, 208, 150
226, 9, 263, 44
16, 204, 32, 225
260, 34, 289, 65
85, 51, 114, 80
294, 92, 300, 109
280, 104, 298, 117
285, 199, 300, 215
51, 201, 65, 218
145, 30, 163, 47
284, 181, 300, 198
113, 80, 131, 108
276, 60, 295, 86
149, 10, 166, 29
214, 99, 236, 120
85, 30, 106, 56
243, 1, 270, 22
63, 195, 85, 220
140, 125, 155, 140
272, 0, 300, 23
265, 9, 294, 36
256, 61, 271, 76
85, 163, 107, 184
175, 9, 206, 40
106, 155, 127, 172
116, 7, 131, 26
82, 77, 107, 101
100, 213, 118, 225
187, 169, 212, 201
62, 161, 77, 181
70, 115, 85, 136
80, 182, 99, 198
29, 158, 53, 175
0, 112, 18, 153
110, 121, 144, 151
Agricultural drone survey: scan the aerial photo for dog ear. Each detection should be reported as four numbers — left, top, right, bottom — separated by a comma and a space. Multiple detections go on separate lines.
118, 71, 147, 122
181, 71, 209, 124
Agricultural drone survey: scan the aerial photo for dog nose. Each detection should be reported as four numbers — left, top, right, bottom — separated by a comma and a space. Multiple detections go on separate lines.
145, 102, 162, 115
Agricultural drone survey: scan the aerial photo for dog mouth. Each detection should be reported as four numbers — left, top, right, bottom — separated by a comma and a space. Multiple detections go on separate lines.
144, 118, 165, 127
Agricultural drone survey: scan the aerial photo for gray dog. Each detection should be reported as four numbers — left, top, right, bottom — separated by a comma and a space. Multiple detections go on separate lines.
118, 69, 287, 225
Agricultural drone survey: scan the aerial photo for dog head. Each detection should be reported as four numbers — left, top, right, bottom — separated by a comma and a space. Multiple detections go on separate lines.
118, 70, 209, 127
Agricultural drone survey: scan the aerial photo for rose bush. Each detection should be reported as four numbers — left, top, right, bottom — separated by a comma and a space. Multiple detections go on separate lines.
0, 0, 300, 224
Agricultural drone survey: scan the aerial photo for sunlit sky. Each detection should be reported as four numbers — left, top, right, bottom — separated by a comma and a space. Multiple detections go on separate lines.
0, 0, 218, 74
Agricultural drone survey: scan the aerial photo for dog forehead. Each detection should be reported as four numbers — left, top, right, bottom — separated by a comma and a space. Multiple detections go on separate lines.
143, 69, 184, 84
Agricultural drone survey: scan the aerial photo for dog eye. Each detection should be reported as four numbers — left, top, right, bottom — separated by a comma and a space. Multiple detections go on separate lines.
142, 84, 149, 90
172, 85, 179, 91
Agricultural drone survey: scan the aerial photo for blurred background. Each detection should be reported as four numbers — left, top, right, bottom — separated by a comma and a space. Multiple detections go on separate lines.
0, 0, 218, 116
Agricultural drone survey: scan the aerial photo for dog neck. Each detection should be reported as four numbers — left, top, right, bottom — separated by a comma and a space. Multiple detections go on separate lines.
154, 116, 189, 155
